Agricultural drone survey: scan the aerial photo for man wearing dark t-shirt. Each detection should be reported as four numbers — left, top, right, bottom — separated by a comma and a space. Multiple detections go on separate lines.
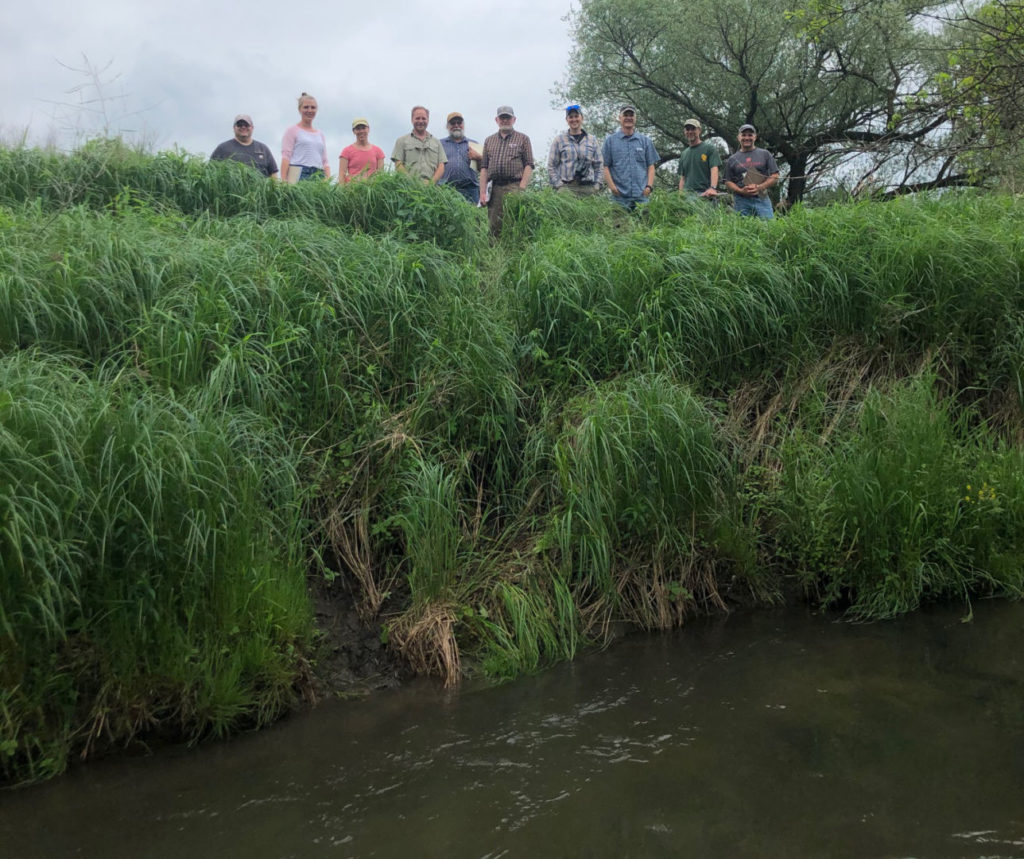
210, 114, 279, 179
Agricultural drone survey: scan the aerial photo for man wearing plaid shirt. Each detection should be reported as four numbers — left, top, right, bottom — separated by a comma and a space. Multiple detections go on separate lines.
547, 104, 603, 196
479, 105, 534, 238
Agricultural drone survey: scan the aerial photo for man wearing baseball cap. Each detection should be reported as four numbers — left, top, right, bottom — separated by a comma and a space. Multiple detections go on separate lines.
547, 103, 603, 196
210, 114, 279, 179
439, 111, 482, 204
677, 118, 722, 200
479, 105, 534, 237
724, 124, 780, 218
602, 105, 659, 210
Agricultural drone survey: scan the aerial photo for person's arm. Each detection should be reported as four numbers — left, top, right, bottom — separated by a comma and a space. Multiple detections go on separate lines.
479, 142, 490, 204
519, 165, 532, 190
643, 162, 655, 197
591, 138, 604, 188
703, 165, 719, 196
391, 139, 406, 173
320, 133, 331, 179
678, 173, 686, 192
281, 127, 296, 184
339, 156, 350, 183
431, 162, 445, 185
375, 155, 386, 173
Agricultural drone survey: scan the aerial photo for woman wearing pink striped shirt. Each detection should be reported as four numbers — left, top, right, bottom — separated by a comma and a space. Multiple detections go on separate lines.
281, 93, 330, 183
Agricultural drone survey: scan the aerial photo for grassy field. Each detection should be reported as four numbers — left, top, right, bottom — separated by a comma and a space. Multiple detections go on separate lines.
2, 140, 1023, 783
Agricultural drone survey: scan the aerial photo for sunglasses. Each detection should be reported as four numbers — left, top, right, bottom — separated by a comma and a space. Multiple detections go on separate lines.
565, 104, 581, 112
235, 121, 251, 127
448, 119, 463, 124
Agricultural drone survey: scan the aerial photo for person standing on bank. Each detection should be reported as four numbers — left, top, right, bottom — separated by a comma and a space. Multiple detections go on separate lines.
602, 105, 659, 210
479, 105, 534, 238
210, 114, 279, 179
439, 112, 481, 204
339, 119, 386, 183
724, 124, 780, 218
547, 103, 603, 196
391, 106, 447, 184
677, 118, 721, 199
281, 93, 330, 183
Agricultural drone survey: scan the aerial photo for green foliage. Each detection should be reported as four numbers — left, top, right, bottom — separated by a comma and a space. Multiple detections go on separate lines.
774, 372, 1024, 617
0, 353, 310, 782
562, 0, 947, 201
4, 143, 1024, 783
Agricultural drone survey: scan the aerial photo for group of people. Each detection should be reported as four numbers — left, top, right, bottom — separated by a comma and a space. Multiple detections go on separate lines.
210, 95, 782, 236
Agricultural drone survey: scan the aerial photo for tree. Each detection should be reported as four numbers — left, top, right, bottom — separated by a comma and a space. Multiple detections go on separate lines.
561, 0, 953, 204
935, 0, 1024, 188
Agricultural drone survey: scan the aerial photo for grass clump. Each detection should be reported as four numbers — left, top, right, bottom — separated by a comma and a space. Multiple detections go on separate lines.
0, 352, 310, 782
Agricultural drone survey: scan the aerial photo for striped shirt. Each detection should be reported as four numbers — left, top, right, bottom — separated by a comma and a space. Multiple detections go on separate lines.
547, 129, 603, 187
481, 130, 534, 184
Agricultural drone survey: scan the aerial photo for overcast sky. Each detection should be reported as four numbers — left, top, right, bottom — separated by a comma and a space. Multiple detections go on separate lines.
1, 0, 582, 168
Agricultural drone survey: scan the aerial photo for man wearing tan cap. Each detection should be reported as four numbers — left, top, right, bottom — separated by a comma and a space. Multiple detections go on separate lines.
439, 111, 482, 204
479, 105, 534, 237
677, 118, 722, 199
210, 114, 279, 179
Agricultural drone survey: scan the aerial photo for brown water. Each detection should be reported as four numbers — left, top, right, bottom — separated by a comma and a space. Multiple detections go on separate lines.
2, 601, 1022, 858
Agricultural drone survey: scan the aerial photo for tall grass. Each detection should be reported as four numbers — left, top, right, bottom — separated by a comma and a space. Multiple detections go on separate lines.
5, 143, 1024, 782
0, 353, 310, 781
774, 371, 1024, 617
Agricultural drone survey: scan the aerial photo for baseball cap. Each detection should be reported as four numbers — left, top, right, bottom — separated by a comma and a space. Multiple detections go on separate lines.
683, 118, 701, 130
447, 111, 464, 123
620, 105, 637, 114
739, 123, 757, 133
496, 105, 515, 117
234, 114, 253, 126
352, 118, 369, 129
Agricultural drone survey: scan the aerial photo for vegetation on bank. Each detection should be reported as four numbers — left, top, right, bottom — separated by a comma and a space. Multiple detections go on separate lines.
2, 142, 1023, 784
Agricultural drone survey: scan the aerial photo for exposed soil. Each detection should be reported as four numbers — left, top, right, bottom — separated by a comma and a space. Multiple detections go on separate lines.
307, 573, 412, 699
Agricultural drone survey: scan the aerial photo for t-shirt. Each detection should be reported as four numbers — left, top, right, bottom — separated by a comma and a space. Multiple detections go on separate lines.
677, 141, 723, 193
209, 139, 278, 177
725, 147, 780, 187
341, 144, 385, 179
281, 125, 328, 169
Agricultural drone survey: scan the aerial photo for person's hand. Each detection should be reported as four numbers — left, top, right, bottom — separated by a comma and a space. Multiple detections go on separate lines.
609, 184, 620, 196
701, 188, 718, 198
480, 189, 488, 204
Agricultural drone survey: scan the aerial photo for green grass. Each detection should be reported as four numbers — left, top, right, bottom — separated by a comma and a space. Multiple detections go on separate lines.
3, 143, 1024, 783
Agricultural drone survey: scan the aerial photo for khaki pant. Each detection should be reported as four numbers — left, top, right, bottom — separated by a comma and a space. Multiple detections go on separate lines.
487, 181, 521, 238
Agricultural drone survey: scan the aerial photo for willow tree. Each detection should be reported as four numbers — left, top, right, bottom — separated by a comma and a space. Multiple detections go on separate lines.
561, 0, 950, 203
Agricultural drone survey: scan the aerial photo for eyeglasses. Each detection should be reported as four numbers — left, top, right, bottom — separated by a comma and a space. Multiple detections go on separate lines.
448, 119, 463, 125
234, 121, 251, 127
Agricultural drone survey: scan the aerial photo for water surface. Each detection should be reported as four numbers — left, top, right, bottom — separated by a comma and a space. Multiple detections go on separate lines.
2, 601, 1022, 858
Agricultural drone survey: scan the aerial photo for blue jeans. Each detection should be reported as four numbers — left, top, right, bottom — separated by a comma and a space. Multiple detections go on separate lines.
611, 194, 648, 211
298, 166, 324, 181
447, 182, 479, 205
733, 194, 774, 218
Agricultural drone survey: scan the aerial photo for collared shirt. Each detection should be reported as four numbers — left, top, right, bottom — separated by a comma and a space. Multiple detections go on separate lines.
481, 130, 534, 184
602, 131, 659, 199
440, 136, 479, 187
391, 132, 447, 181
547, 129, 603, 188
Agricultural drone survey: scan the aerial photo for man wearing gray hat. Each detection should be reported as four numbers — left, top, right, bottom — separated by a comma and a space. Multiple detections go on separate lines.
725, 124, 780, 218
602, 105, 659, 210
677, 118, 722, 199
210, 114, 279, 179
479, 105, 534, 237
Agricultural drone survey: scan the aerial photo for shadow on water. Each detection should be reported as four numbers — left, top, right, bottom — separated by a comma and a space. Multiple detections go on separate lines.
2, 601, 1023, 858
